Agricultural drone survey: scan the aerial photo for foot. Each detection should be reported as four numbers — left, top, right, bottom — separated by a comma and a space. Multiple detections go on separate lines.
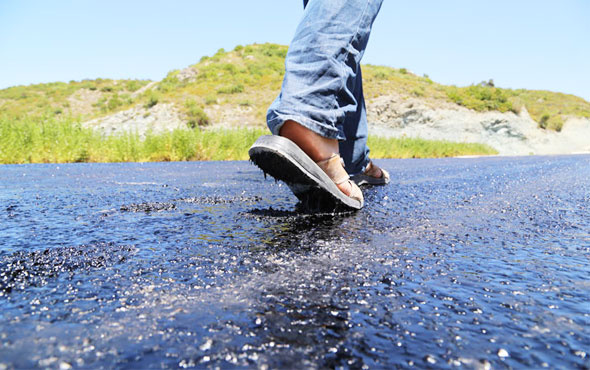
279, 120, 359, 198
351, 160, 390, 186
364, 160, 386, 180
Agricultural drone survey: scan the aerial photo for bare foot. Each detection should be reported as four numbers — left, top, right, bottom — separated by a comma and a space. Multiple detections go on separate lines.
279, 120, 356, 197
364, 160, 384, 179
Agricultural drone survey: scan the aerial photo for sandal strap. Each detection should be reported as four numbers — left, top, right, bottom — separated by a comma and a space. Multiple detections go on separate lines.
365, 160, 389, 181
346, 179, 363, 203
316, 154, 349, 185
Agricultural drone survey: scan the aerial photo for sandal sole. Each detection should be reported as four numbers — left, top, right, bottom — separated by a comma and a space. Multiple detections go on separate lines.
249, 135, 363, 212
351, 170, 390, 186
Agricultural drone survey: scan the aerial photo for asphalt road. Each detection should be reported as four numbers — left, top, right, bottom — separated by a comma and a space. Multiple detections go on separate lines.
1, 155, 589, 368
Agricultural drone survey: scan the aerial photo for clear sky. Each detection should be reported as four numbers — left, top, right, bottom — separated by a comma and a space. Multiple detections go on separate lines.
1, 0, 588, 101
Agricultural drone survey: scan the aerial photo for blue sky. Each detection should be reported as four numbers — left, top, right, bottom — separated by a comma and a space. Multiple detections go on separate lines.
1, 0, 588, 101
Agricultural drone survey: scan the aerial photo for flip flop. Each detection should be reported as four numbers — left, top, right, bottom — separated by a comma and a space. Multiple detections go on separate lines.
249, 135, 363, 211
350, 160, 390, 186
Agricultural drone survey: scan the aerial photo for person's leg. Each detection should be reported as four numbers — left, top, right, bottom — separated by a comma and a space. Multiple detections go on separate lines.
267, 0, 383, 192
267, 0, 383, 139
339, 66, 387, 181
339, 66, 370, 175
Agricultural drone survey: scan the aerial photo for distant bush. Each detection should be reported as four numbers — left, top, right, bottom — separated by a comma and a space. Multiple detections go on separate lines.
106, 95, 122, 111
261, 44, 287, 58
144, 92, 159, 109
217, 84, 244, 94
539, 113, 550, 129
539, 113, 563, 131
412, 87, 425, 97
548, 116, 564, 131
374, 71, 388, 80
158, 74, 182, 93
445, 85, 513, 113
184, 99, 209, 128
221, 63, 238, 75
125, 80, 149, 92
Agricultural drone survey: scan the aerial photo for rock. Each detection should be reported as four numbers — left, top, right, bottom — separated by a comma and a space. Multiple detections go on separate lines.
82, 103, 187, 138
367, 94, 590, 155
176, 67, 198, 82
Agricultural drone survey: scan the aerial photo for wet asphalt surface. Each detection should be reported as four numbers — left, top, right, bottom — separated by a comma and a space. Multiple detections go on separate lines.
0, 155, 589, 369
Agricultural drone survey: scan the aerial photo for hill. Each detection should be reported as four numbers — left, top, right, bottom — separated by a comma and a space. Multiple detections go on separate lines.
1, 43, 589, 157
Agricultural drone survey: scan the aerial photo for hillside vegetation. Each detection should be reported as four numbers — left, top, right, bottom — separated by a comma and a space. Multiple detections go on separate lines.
2, 43, 590, 163
2, 43, 588, 133
0, 117, 497, 164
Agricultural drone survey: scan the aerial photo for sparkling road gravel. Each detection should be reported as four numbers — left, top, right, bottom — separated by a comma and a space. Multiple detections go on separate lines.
0, 155, 589, 368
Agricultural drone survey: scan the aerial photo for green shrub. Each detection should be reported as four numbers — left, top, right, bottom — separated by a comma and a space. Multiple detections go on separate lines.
412, 87, 425, 97
243, 45, 254, 54
538, 113, 563, 131
184, 99, 209, 128
217, 84, 244, 94
125, 80, 149, 92
445, 85, 513, 112
144, 92, 160, 109
204, 95, 217, 105
548, 116, 564, 131
158, 74, 181, 93
539, 113, 550, 129
106, 95, 122, 111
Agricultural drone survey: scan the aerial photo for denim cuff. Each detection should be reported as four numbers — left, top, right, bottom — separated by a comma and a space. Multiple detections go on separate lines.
267, 109, 346, 141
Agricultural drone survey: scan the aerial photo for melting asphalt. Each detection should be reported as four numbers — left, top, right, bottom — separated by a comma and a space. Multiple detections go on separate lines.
0, 156, 589, 369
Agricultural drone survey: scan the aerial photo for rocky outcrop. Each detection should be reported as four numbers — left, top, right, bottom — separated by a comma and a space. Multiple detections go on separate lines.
82, 103, 187, 138
367, 94, 590, 155
176, 66, 198, 82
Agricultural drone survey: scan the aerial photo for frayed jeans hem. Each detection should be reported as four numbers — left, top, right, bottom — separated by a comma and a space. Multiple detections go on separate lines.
267, 112, 345, 141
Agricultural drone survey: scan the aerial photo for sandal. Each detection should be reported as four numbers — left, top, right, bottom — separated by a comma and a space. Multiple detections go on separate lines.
350, 160, 390, 186
249, 135, 363, 211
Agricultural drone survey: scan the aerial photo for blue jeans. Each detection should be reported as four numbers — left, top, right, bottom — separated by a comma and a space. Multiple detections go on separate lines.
267, 0, 383, 175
